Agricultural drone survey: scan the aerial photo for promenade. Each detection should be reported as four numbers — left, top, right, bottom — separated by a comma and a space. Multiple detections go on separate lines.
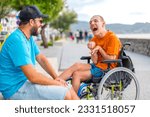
36, 39, 150, 100
0, 38, 150, 100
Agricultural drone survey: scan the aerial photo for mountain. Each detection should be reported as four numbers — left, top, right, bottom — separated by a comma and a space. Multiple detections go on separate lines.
70, 21, 90, 32
70, 21, 150, 34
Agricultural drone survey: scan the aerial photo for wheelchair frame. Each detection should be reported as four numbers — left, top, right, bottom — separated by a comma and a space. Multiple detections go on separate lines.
78, 42, 140, 100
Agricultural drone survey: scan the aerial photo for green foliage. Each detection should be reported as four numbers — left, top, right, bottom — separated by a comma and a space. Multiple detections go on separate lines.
50, 10, 77, 33
10, 0, 64, 22
36, 0, 64, 22
11, 0, 32, 10
0, 23, 2, 32
40, 41, 53, 46
54, 36, 61, 41
0, 0, 13, 19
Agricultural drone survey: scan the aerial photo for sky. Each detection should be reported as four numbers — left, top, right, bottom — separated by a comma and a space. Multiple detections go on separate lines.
66, 0, 149, 24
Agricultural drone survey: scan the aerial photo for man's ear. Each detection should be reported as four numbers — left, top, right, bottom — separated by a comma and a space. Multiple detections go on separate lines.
102, 22, 105, 28
29, 19, 34, 26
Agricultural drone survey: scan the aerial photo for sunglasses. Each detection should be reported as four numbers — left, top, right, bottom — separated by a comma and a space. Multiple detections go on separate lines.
34, 19, 43, 24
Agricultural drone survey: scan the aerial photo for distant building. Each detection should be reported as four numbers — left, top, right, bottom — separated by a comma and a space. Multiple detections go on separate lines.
0, 11, 18, 33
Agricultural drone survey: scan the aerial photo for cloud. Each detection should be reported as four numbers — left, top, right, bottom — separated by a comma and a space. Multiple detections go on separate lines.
130, 12, 144, 15
67, 0, 150, 24
77, 13, 90, 22
67, 0, 104, 10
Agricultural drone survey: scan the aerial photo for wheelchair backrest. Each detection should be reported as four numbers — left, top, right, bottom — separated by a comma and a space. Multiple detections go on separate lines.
118, 43, 135, 72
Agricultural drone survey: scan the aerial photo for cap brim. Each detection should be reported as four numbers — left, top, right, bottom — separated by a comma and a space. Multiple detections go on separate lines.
41, 14, 48, 18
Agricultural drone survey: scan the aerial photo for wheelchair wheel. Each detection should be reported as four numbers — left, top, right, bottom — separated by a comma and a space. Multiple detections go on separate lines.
97, 67, 140, 100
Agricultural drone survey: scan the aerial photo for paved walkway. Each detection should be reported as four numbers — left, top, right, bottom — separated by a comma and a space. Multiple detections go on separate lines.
59, 42, 89, 70
36, 39, 150, 99
1, 39, 149, 99
127, 51, 150, 99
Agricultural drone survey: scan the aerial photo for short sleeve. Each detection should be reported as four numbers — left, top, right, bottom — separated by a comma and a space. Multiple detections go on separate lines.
8, 38, 32, 67
89, 36, 97, 44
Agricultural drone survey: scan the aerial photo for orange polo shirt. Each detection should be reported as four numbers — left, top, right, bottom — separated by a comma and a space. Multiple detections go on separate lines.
90, 30, 122, 70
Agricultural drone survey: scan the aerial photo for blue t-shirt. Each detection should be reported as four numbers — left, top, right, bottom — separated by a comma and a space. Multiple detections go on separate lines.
0, 29, 40, 99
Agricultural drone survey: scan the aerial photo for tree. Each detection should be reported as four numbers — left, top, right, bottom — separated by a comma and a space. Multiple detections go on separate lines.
11, 0, 64, 22
0, 0, 13, 21
50, 10, 77, 36
10, 0, 64, 48
0, 23, 2, 32
36, 0, 64, 48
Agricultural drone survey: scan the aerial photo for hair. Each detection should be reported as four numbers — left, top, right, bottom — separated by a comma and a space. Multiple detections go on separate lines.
92, 15, 105, 23
19, 21, 29, 26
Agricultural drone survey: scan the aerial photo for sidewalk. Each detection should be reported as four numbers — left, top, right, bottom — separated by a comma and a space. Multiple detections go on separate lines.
59, 42, 89, 70
35, 39, 68, 74
36, 39, 89, 72
39, 39, 150, 99
1, 39, 150, 100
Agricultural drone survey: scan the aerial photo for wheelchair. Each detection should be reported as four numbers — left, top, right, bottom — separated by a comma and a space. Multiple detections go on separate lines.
68, 42, 140, 100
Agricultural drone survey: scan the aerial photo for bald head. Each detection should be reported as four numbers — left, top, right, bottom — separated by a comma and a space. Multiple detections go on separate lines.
90, 15, 105, 23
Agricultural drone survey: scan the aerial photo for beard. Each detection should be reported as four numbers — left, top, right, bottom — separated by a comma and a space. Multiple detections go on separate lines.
30, 26, 38, 36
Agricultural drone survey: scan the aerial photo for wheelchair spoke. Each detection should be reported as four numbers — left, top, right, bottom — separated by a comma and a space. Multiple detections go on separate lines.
97, 67, 140, 100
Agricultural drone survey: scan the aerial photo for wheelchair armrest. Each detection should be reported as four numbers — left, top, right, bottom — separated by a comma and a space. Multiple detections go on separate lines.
80, 56, 91, 60
102, 59, 123, 70
102, 59, 122, 64
80, 56, 91, 63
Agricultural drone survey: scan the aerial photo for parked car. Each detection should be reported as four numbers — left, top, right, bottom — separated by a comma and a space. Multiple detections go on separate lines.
0, 31, 8, 42
1, 31, 8, 35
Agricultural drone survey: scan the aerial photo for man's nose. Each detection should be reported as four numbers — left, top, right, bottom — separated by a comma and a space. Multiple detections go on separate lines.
90, 21, 95, 25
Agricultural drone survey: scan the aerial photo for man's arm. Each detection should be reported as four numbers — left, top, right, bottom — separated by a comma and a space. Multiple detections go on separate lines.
36, 53, 58, 79
21, 64, 63, 86
98, 46, 116, 60
91, 52, 98, 64
92, 46, 116, 60
88, 41, 99, 64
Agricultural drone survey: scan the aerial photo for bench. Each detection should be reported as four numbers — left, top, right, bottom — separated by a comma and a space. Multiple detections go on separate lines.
35, 57, 58, 76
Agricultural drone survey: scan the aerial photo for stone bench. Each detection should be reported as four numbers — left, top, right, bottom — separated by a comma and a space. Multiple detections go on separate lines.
35, 57, 58, 76
0, 93, 3, 100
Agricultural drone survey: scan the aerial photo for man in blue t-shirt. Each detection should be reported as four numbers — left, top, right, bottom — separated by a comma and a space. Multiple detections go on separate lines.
0, 5, 79, 100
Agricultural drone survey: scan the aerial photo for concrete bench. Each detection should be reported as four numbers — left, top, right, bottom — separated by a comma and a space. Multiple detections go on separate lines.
0, 93, 3, 100
35, 57, 58, 76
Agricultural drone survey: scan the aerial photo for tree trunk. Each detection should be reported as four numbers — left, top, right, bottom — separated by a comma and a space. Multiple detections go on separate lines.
41, 24, 48, 48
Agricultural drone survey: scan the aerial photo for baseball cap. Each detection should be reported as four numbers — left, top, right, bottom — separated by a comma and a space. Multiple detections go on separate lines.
19, 5, 48, 22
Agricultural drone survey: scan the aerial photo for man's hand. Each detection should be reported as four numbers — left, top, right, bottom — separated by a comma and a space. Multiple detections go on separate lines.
91, 46, 102, 55
87, 41, 96, 50
55, 78, 68, 87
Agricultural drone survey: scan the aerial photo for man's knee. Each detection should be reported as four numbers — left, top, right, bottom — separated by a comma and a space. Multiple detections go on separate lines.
64, 88, 80, 100
73, 62, 82, 70
64, 90, 72, 100
72, 71, 81, 80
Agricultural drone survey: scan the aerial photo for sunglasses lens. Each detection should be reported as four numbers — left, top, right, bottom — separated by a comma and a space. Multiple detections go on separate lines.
40, 20, 43, 23
34, 19, 43, 24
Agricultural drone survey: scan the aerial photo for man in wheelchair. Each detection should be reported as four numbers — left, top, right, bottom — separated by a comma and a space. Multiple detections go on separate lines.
58, 15, 122, 93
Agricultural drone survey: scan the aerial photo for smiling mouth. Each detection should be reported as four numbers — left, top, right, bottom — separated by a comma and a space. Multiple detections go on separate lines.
92, 28, 98, 31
